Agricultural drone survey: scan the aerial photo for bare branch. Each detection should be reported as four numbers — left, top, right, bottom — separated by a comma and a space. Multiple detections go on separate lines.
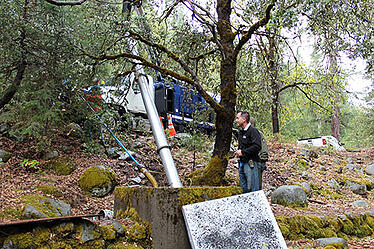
45, 0, 87, 6
234, 2, 275, 57
94, 0, 122, 4
295, 85, 332, 113
127, 31, 198, 81
162, 0, 183, 21
181, 1, 223, 53
279, 81, 319, 93
255, 30, 298, 64
188, 49, 217, 61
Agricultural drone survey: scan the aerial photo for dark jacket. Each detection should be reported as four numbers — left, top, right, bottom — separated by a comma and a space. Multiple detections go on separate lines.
238, 125, 262, 163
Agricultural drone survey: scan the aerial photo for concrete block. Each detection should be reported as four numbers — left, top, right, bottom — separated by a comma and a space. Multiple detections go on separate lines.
182, 190, 287, 249
114, 186, 241, 249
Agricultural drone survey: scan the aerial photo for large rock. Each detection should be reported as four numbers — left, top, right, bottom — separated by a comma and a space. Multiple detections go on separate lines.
316, 237, 348, 248
40, 198, 71, 216
346, 180, 367, 195
365, 164, 374, 176
0, 149, 11, 163
271, 185, 308, 207
79, 166, 117, 197
23, 205, 48, 219
297, 182, 311, 196
328, 178, 341, 191
79, 220, 100, 243
100, 220, 125, 235
352, 200, 370, 208
22, 198, 71, 219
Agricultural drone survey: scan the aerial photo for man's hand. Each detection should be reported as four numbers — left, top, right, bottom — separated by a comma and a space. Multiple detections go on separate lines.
234, 150, 242, 157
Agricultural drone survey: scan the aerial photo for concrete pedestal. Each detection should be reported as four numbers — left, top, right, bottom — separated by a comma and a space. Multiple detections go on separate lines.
114, 186, 241, 249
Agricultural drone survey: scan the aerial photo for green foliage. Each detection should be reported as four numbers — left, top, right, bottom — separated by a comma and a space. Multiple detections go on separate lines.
45, 157, 77, 176
177, 132, 211, 152
20, 159, 41, 173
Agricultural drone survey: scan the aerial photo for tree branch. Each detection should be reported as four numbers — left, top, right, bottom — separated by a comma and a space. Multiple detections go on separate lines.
162, 0, 183, 21
187, 49, 217, 61
45, 0, 87, 6
127, 31, 198, 81
279, 81, 319, 93
83, 49, 222, 112
295, 85, 332, 113
0, 60, 27, 110
234, 2, 275, 57
182, 1, 224, 56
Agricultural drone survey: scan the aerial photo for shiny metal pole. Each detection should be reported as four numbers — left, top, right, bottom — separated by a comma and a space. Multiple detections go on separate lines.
126, 6, 182, 187
137, 74, 182, 187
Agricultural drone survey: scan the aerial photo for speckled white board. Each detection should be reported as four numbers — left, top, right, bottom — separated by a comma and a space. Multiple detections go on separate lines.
182, 190, 287, 249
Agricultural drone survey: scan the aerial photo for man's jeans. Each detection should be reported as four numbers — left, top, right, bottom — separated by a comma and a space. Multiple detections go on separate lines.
239, 161, 262, 193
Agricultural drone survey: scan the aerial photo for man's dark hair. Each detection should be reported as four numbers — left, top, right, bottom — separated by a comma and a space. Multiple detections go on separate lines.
238, 111, 250, 123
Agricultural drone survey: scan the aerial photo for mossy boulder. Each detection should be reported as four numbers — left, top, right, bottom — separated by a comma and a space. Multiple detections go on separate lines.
21, 197, 71, 219
187, 155, 228, 186
46, 157, 76, 176
0, 216, 153, 248
277, 213, 374, 241
0, 149, 11, 163
79, 166, 117, 197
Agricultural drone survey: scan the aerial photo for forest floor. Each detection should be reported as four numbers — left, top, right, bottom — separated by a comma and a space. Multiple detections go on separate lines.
1, 129, 374, 248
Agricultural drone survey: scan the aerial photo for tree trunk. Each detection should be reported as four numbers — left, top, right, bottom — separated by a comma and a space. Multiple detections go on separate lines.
267, 31, 279, 133
213, 57, 237, 158
271, 93, 279, 133
188, 57, 237, 186
188, 0, 237, 186
0, 60, 27, 110
326, 31, 341, 141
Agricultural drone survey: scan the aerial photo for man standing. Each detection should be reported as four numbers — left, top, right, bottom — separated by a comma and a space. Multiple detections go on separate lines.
234, 111, 262, 193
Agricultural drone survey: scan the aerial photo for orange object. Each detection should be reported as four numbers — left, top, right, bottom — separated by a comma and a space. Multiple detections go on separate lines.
159, 116, 165, 130
167, 114, 176, 137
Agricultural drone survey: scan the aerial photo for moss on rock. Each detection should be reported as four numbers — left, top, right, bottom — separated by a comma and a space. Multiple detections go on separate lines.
323, 242, 345, 249
0, 206, 22, 220
20, 195, 61, 218
107, 242, 144, 249
187, 155, 228, 186
52, 222, 75, 237
4, 228, 51, 249
36, 184, 63, 198
79, 166, 117, 197
177, 186, 241, 207
99, 225, 116, 240
4, 232, 35, 249
278, 213, 374, 241
46, 157, 76, 176
50, 241, 73, 249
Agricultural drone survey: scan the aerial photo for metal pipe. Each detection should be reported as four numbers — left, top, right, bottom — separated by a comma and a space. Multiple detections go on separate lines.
137, 74, 182, 187
123, 5, 182, 188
